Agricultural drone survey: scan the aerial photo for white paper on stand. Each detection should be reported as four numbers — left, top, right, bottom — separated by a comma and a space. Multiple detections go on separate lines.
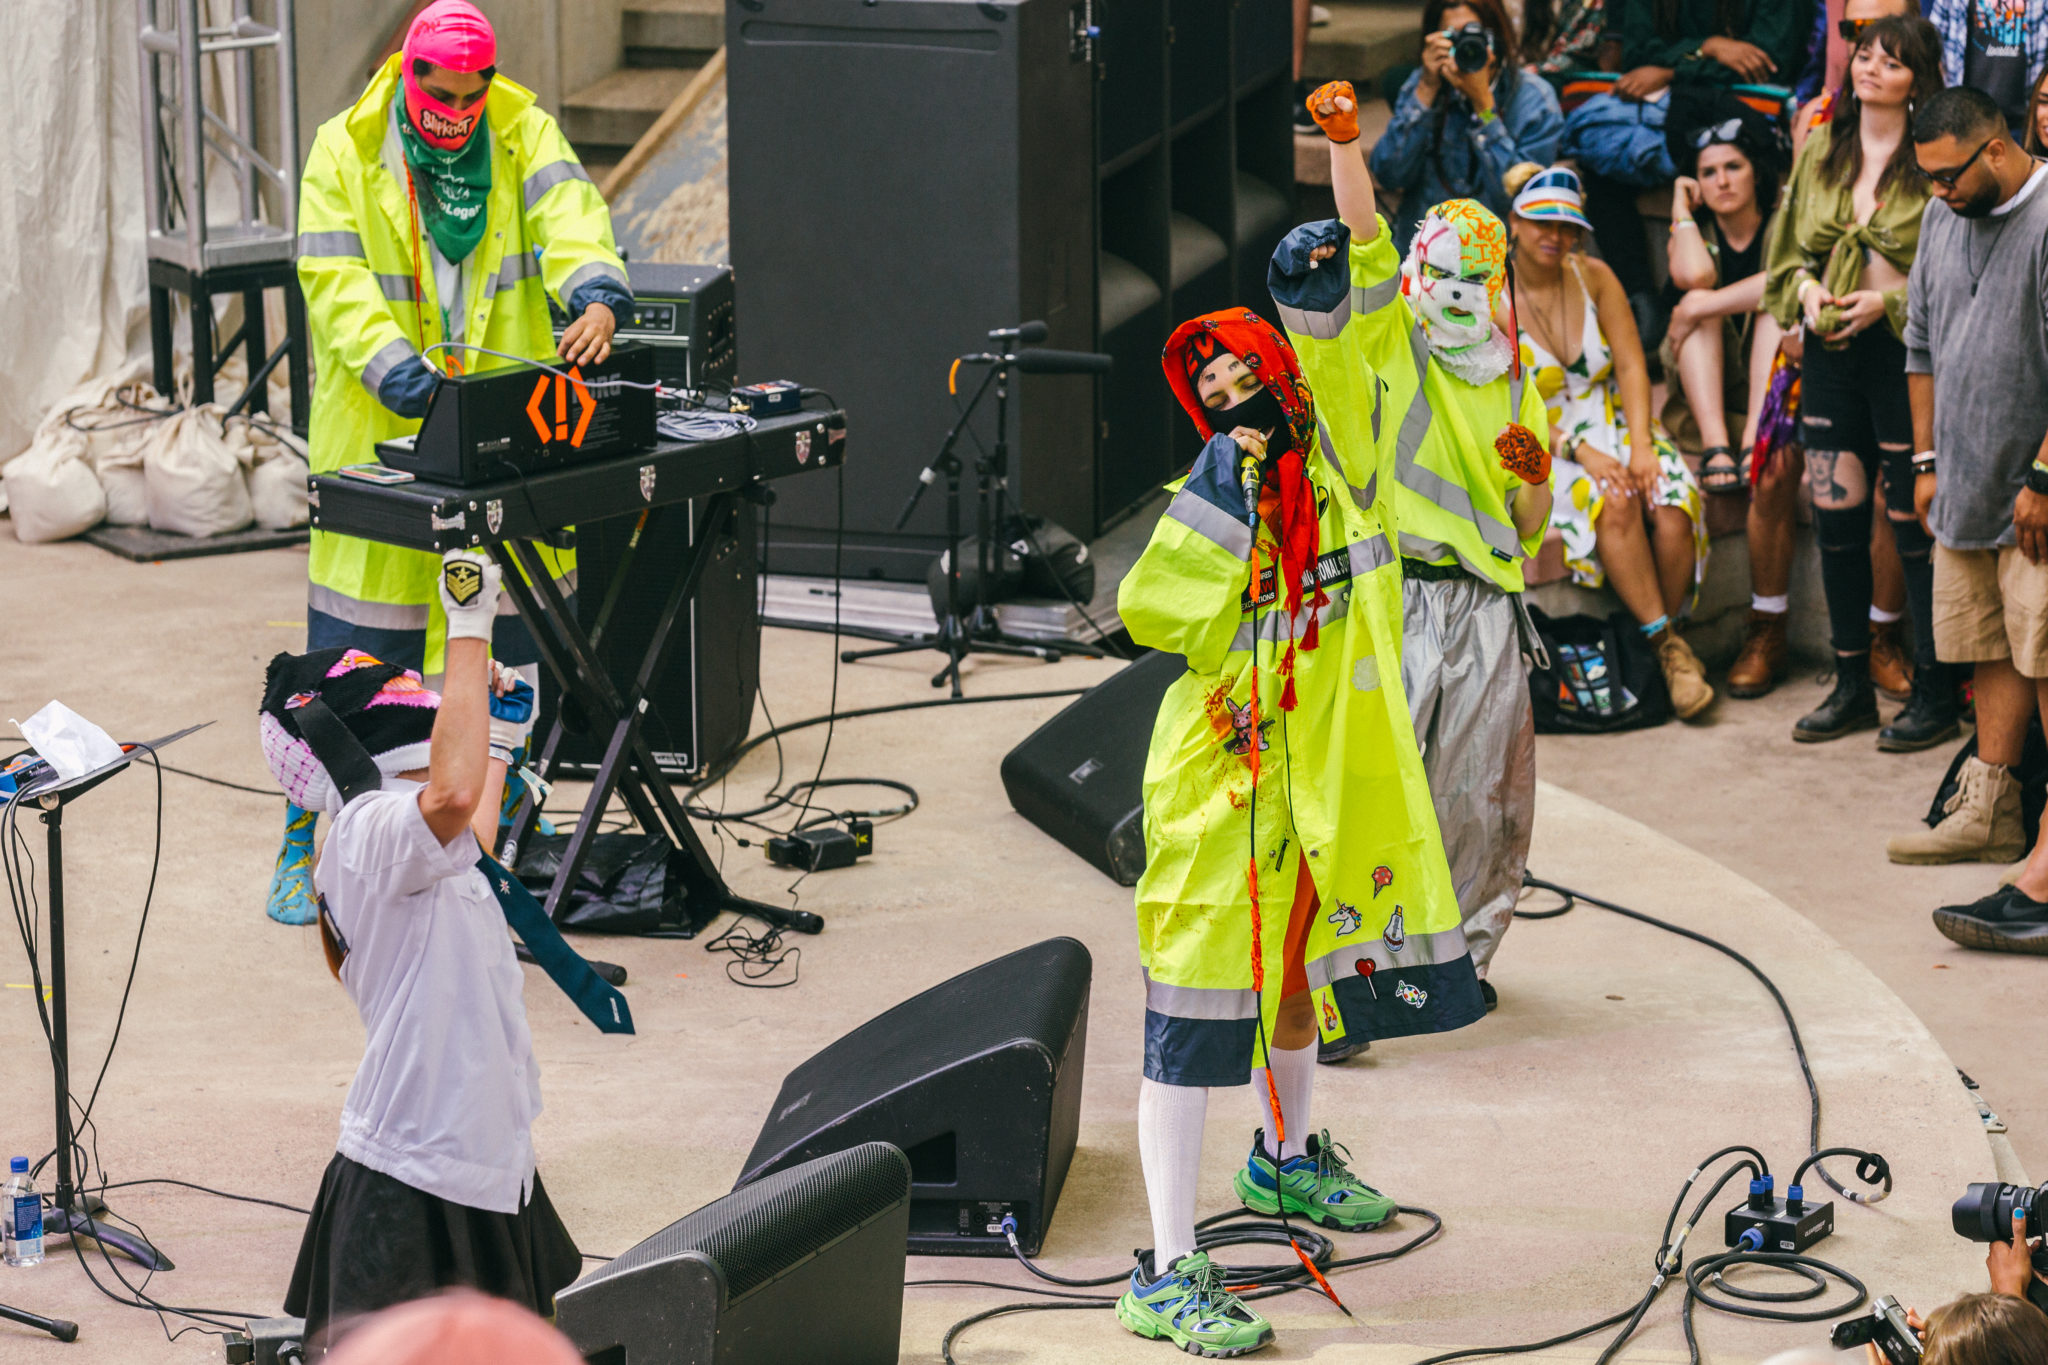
12, 702, 125, 782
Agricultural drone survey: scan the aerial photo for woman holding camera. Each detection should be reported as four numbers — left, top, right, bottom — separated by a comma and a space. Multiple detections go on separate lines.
1371, 0, 1565, 252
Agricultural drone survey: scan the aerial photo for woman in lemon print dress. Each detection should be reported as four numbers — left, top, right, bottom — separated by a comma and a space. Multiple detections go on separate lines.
1505, 163, 1714, 721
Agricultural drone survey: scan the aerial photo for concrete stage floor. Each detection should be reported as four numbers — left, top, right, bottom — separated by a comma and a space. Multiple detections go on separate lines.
0, 533, 2011, 1363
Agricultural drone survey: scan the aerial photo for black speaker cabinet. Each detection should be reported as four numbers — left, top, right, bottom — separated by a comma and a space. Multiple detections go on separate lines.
556, 1143, 911, 1365
535, 499, 760, 781
737, 938, 1090, 1256
728, 0, 1098, 581
1001, 649, 1183, 885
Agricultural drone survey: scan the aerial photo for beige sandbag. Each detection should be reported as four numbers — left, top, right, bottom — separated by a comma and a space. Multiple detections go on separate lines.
142, 404, 253, 537
3, 425, 107, 543
230, 417, 310, 530
70, 384, 173, 526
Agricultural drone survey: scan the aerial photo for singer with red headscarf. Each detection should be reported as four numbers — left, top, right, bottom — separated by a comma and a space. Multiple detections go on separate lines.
1109, 299, 1482, 1354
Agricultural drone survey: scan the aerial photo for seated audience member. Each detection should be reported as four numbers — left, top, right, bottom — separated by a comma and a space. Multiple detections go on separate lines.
1611, 0, 1817, 99
1904, 1294, 2048, 1365
1371, 0, 1566, 251
1506, 164, 1715, 720
1793, 0, 1923, 151
1529, 0, 1612, 75
323, 1290, 584, 1365
1928, 0, 2048, 137
1761, 14, 1944, 746
1662, 109, 1785, 494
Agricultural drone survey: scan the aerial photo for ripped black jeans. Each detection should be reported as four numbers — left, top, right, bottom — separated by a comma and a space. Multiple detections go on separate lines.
1798, 327, 1934, 665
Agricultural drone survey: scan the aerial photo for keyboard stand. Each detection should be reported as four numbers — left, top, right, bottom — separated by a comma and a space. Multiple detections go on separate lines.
494, 491, 822, 938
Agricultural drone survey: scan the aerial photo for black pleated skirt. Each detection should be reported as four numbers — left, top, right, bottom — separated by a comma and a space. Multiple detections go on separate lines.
284, 1152, 583, 1352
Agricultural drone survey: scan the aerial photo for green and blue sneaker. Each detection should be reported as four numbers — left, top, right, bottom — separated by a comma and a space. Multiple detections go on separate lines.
1116, 1250, 1273, 1357
1233, 1127, 1396, 1231
265, 803, 318, 926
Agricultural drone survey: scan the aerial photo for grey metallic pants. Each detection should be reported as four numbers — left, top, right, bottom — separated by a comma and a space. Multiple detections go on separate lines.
1400, 576, 1536, 976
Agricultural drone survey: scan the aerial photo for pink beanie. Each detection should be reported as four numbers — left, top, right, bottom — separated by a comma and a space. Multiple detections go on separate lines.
403, 0, 497, 74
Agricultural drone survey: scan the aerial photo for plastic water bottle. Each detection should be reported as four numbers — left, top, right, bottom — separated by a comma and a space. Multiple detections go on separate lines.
4, 1157, 43, 1267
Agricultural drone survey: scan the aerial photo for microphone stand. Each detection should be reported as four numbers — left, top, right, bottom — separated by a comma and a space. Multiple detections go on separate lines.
844, 352, 1109, 697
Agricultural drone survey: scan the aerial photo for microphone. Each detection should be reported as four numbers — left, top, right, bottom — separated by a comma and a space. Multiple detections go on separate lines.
988, 320, 1050, 344
1238, 448, 1262, 520
1011, 347, 1113, 375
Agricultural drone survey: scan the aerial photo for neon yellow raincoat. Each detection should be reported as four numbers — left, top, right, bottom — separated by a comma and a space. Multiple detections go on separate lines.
1118, 304, 1484, 1089
297, 55, 626, 669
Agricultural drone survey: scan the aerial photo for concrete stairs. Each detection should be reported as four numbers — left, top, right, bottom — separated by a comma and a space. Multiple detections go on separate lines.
563, 0, 724, 186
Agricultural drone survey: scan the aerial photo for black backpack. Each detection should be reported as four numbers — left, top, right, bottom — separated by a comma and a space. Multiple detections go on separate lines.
1526, 607, 1672, 734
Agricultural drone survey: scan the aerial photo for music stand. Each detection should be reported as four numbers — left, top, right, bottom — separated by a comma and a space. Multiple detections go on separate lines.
9, 722, 209, 1272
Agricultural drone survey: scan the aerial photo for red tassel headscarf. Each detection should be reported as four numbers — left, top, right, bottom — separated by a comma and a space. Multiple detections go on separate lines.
1162, 309, 1327, 709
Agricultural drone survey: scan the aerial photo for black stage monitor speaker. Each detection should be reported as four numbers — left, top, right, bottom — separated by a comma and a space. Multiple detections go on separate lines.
535, 499, 760, 781
555, 1142, 911, 1365
1001, 650, 1184, 885
615, 263, 737, 392
736, 938, 1090, 1257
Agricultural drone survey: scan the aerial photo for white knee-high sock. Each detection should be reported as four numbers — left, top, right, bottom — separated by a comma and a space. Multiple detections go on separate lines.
1257, 1042, 1317, 1161
1137, 1078, 1208, 1273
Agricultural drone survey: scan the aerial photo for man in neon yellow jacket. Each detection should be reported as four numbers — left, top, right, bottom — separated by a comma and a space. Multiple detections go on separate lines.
270, 0, 630, 924
1112, 297, 1486, 1355
1290, 82, 1554, 1008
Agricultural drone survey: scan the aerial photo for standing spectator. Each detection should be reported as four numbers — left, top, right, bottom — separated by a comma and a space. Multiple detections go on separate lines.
1793, 0, 1924, 152
1891, 88, 2048, 945
1507, 165, 1716, 718
1661, 110, 1784, 494
1371, 0, 1566, 251
1761, 14, 1945, 745
1926, 0, 2048, 135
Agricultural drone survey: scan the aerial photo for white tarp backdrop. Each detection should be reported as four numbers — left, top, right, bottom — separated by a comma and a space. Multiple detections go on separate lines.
0, 1, 151, 479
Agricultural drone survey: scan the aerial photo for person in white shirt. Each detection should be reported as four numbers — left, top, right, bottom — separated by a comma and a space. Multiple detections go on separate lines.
258, 550, 580, 1355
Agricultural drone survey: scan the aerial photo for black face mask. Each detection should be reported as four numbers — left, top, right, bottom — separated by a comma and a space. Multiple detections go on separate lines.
1209, 384, 1288, 448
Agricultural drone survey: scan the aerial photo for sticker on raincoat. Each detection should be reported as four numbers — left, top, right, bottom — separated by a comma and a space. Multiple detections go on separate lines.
1352, 656, 1381, 692
1223, 698, 1274, 755
1327, 900, 1362, 936
1395, 979, 1428, 1009
1313, 985, 1345, 1041
1383, 907, 1407, 951
1371, 864, 1393, 897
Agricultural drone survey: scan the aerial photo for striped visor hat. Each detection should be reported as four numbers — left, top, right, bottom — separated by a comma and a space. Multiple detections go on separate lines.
1510, 166, 1592, 232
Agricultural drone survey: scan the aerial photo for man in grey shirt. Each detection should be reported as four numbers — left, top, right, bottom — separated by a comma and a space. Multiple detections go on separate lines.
1890, 85, 2048, 953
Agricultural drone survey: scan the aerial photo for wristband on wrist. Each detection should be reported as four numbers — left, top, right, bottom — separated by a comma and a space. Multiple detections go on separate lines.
2029, 460, 2048, 495
1670, 217, 1698, 232
1796, 276, 1820, 302
1912, 450, 1936, 473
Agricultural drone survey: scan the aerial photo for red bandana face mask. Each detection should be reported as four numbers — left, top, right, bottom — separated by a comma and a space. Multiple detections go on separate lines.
401, 0, 497, 150
1161, 309, 1327, 710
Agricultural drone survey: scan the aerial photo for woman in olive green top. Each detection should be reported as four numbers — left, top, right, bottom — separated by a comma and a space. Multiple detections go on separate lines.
1761, 14, 1946, 748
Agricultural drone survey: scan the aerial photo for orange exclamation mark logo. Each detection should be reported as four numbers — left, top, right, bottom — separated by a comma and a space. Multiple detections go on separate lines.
554, 376, 569, 440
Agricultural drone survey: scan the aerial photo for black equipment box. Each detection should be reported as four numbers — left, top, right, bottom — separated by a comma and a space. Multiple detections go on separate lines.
1001, 650, 1185, 885
315, 408, 845, 553
376, 343, 657, 485
737, 937, 1089, 1257
616, 262, 737, 391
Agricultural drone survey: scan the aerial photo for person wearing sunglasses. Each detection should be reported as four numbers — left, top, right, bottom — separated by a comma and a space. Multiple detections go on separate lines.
1887, 87, 2048, 920
1763, 15, 1948, 746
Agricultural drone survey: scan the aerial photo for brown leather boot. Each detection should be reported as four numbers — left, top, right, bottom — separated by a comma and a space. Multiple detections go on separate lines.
1868, 619, 1914, 700
1726, 610, 1788, 698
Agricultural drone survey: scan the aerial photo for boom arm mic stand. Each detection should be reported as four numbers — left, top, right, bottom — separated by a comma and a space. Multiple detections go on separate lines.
848, 337, 1112, 697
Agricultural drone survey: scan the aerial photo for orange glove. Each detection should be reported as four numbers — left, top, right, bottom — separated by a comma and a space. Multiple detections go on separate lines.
1496, 423, 1550, 486
1306, 81, 1361, 144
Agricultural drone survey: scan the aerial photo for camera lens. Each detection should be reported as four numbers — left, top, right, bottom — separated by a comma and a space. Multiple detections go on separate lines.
1953, 1183, 2044, 1242
1451, 22, 1491, 73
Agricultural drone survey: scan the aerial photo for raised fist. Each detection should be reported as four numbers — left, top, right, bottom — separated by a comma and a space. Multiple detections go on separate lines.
1495, 423, 1550, 486
1306, 80, 1361, 144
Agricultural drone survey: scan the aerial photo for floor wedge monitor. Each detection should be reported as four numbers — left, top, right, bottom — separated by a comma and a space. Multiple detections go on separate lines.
554, 1142, 910, 1365
735, 938, 1090, 1256
1000, 650, 1184, 885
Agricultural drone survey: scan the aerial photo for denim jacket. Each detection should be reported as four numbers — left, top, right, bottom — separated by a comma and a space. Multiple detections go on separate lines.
1368, 66, 1564, 253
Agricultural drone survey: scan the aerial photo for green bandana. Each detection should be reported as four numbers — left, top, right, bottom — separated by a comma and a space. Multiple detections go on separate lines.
395, 87, 492, 265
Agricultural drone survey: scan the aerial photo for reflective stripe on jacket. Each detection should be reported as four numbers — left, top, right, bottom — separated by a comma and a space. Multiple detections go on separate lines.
1271, 215, 1549, 593
298, 56, 625, 666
